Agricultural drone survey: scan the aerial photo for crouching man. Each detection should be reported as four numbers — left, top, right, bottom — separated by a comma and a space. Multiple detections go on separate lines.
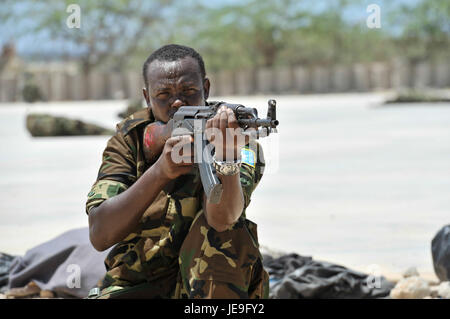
85, 44, 269, 299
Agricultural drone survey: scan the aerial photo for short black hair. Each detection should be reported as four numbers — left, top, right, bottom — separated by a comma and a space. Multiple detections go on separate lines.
142, 44, 206, 89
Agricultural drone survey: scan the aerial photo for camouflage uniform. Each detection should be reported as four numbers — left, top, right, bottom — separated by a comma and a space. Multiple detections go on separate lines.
85, 102, 269, 299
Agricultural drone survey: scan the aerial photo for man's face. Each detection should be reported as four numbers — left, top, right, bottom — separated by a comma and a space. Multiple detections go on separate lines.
144, 56, 210, 123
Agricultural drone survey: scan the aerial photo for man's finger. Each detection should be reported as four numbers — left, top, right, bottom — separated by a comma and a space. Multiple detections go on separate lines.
167, 135, 193, 147
180, 154, 195, 164
205, 119, 215, 142
206, 118, 212, 129
226, 108, 239, 129
212, 112, 220, 131
219, 109, 228, 133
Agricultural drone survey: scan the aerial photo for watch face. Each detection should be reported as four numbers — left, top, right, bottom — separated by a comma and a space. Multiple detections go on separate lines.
223, 166, 233, 175
214, 161, 240, 176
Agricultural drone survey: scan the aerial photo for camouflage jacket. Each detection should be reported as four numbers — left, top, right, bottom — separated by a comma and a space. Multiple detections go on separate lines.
85, 102, 265, 288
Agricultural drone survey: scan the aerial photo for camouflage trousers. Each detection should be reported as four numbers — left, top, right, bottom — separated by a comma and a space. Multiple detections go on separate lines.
87, 212, 269, 299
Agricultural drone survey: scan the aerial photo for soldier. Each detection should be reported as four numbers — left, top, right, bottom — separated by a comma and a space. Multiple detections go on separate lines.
85, 44, 269, 299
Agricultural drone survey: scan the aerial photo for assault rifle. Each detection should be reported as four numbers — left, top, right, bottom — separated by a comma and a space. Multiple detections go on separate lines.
143, 99, 279, 203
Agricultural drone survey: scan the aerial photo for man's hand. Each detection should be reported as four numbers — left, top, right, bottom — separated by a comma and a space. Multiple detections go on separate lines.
205, 105, 247, 161
154, 135, 194, 180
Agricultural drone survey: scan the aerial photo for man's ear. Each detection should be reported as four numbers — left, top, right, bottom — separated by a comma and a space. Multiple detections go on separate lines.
203, 78, 210, 100
143, 87, 151, 107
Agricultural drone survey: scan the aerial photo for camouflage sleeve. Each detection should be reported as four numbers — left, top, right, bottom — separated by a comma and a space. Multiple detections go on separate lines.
239, 141, 265, 215
85, 127, 138, 214
86, 179, 129, 214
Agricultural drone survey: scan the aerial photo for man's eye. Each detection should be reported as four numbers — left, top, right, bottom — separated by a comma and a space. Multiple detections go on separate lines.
157, 92, 169, 99
185, 88, 197, 95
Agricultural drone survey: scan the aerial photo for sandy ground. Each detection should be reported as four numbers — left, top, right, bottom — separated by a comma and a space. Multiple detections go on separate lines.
1, 92, 449, 283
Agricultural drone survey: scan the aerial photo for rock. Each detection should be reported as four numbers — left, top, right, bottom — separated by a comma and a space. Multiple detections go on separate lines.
430, 284, 440, 298
384, 89, 450, 104
403, 267, 420, 278
39, 290, 55, 298
5, 281, 41, 298
390, 276, 431, 299
26, 113, 115, 137
436, 282, 450, 299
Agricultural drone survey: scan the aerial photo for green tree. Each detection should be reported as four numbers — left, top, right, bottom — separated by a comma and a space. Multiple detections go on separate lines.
1, 0, 172, 97
393, 0, 450, 63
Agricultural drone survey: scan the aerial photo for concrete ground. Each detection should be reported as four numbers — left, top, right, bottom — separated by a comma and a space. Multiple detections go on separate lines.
1, 92, 449, 283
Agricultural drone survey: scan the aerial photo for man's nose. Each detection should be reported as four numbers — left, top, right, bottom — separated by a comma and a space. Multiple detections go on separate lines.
171, 98, 186, 109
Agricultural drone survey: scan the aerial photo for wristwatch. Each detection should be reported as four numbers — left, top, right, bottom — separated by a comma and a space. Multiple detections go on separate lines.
213, 155, 241, 176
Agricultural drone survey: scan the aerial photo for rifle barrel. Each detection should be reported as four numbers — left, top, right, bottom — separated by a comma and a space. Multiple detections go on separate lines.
238, 118, 279, 128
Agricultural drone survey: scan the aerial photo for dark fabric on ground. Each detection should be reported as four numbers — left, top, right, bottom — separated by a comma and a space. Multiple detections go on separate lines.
0, 253, 17, 293
432, 224, 450, 282
4, 228, 398, 299
262, 253, 394, 299
7, 227, 111, 298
